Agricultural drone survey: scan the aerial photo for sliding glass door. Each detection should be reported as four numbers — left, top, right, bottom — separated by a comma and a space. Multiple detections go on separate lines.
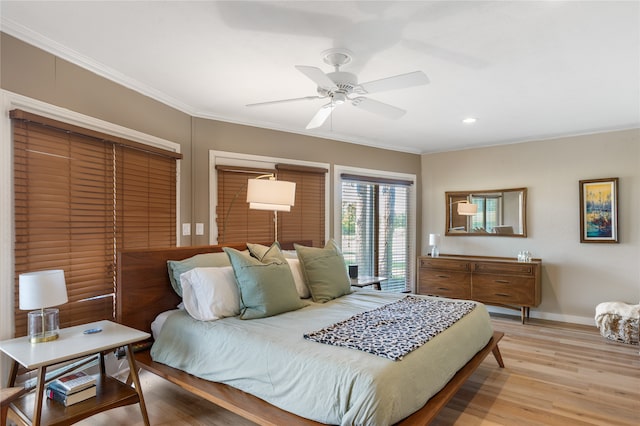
339, 173, 414, 292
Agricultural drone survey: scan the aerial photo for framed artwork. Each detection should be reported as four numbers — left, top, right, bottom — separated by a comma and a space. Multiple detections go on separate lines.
579, 177, 618, 243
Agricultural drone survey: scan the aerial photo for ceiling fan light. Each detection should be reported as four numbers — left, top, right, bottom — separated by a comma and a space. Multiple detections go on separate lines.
332, 93, 346, 105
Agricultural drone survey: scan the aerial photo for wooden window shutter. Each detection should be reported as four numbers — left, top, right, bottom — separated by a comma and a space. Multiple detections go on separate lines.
11, 110, 178, 337
13, 119, 115, 335
115, 146, 177, 249
276, 164, 327, 247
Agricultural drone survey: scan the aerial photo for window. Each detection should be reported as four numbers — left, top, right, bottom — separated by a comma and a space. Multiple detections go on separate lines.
11, 110, 179, 337
215, 160, 327, 247
338, 171, 415, 292
469, 195, 501, 232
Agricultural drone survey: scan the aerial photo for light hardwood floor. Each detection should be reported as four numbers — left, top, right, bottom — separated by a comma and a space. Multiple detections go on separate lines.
77, 315, 639, 426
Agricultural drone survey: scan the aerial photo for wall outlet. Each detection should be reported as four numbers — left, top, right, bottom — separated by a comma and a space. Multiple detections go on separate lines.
196, 223, 204, 235
182, 223, 191, 236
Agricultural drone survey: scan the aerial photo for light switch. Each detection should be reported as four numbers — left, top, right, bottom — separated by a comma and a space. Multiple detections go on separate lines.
196, 223, 204, 235
182, 223, 191, 236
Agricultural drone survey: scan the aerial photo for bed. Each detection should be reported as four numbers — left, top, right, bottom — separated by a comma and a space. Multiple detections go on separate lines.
116, 242, 504, 425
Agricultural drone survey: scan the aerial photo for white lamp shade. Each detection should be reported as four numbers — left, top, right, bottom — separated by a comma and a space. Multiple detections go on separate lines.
428, 233, 441, 246
246, 179, 296, 210
19, 269, 68, 310
249, 202, 291, 212
457, 202, 478, 215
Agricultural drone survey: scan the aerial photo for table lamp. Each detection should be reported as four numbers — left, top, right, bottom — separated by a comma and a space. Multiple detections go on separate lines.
428, 233, 441, 257
19, 269, 68, 343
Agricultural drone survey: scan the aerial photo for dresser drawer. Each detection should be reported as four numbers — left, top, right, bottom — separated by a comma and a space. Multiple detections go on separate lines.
418, 270, 471, 299
472, 274, 536, 305
473, 261, 536, 276
419, 257, 471, 272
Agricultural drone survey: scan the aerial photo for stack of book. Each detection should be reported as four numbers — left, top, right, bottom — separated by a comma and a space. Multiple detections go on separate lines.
46, 371, 97, 406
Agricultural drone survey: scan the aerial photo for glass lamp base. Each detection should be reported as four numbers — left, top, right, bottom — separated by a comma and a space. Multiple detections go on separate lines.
28, 308, 60, 343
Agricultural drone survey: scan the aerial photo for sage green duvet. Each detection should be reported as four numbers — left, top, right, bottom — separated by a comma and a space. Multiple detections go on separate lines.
151, 290, 493, 425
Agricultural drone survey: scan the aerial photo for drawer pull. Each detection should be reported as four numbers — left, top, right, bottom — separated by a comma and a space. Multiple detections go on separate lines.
494, 279, 510, 284
437, 287, 449, 291
436, 275, 450, 278
495, 293, 511, 297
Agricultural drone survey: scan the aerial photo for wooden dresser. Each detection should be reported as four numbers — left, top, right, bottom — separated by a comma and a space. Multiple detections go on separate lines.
417, 254, 541, 323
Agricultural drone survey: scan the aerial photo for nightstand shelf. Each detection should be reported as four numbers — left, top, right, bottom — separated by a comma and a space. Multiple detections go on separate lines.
0, 320, 150, 426
9, 375, 139, 425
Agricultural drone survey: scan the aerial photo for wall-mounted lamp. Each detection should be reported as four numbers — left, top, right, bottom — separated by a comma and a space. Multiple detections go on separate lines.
19, 270, 68, 343
246, 174, 296, 241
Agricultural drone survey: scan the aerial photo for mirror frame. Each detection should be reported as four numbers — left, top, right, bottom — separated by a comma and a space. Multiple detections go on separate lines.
445, 187, 527, 237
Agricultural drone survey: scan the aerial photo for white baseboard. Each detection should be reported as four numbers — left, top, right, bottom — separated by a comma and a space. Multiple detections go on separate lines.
486, 306, 595, 326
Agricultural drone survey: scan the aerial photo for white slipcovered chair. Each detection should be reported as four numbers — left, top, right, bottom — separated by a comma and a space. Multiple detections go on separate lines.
595, 301, 640, 345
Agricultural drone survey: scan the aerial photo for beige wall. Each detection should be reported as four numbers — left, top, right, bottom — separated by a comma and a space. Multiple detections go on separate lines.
422, 130, 640, 324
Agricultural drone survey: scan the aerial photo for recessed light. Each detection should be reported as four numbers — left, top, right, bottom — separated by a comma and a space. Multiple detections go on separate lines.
462, 117, 477, 124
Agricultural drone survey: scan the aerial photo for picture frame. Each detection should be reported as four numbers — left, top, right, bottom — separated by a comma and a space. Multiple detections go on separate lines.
579, 177, 618, 243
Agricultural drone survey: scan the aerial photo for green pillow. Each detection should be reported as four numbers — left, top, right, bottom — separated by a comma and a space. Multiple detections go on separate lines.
246, 242, 285, 263
167, 251, 235, 296
223, 247, 306, 319
294, 240, 352, 303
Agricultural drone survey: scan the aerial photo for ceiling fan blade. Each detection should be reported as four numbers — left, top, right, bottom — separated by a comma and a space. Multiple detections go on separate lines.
306, 102, 335, 129
358, 71, 430, 94
246, 95, 323, 107
351, 97, 406, 119
295, 65, 338, 91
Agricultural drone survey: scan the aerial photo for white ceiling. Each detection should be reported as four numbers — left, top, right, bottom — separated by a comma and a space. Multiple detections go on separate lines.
2, 1, 639, 154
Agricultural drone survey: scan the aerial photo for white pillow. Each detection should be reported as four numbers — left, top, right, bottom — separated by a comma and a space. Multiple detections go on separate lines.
180, 266, 240, 321
282, 250, 299, 259
286, 258, 310, 299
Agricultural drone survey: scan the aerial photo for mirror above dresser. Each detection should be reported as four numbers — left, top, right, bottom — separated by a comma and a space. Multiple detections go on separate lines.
445, 188, 527, 237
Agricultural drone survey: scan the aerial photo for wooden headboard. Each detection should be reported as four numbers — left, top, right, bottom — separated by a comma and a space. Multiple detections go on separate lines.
116, 241, 307, 334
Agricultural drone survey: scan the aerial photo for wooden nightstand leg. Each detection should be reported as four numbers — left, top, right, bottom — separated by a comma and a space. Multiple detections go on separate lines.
99, 351, 106, 376
32, 365, 47, 426
125, 344, 150, 426
6, 359, 18, 387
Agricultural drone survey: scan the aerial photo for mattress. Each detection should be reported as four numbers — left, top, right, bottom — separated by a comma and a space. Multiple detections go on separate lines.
151, 290, 493, 425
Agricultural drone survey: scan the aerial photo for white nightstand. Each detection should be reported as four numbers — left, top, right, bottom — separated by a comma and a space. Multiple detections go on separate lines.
0, 320, 150, 426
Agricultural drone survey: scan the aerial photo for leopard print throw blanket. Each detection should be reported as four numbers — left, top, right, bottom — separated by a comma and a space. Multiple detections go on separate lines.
304, 296, 477, 361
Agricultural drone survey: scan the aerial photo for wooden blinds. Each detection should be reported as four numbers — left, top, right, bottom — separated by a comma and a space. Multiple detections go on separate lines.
276, 164, 326, 248
216, 164, 327, 247
12, 110, 178, 337
115, 147, 177, 249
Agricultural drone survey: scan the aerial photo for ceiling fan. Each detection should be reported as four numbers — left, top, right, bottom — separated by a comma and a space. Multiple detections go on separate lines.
247, 48, 430, 129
